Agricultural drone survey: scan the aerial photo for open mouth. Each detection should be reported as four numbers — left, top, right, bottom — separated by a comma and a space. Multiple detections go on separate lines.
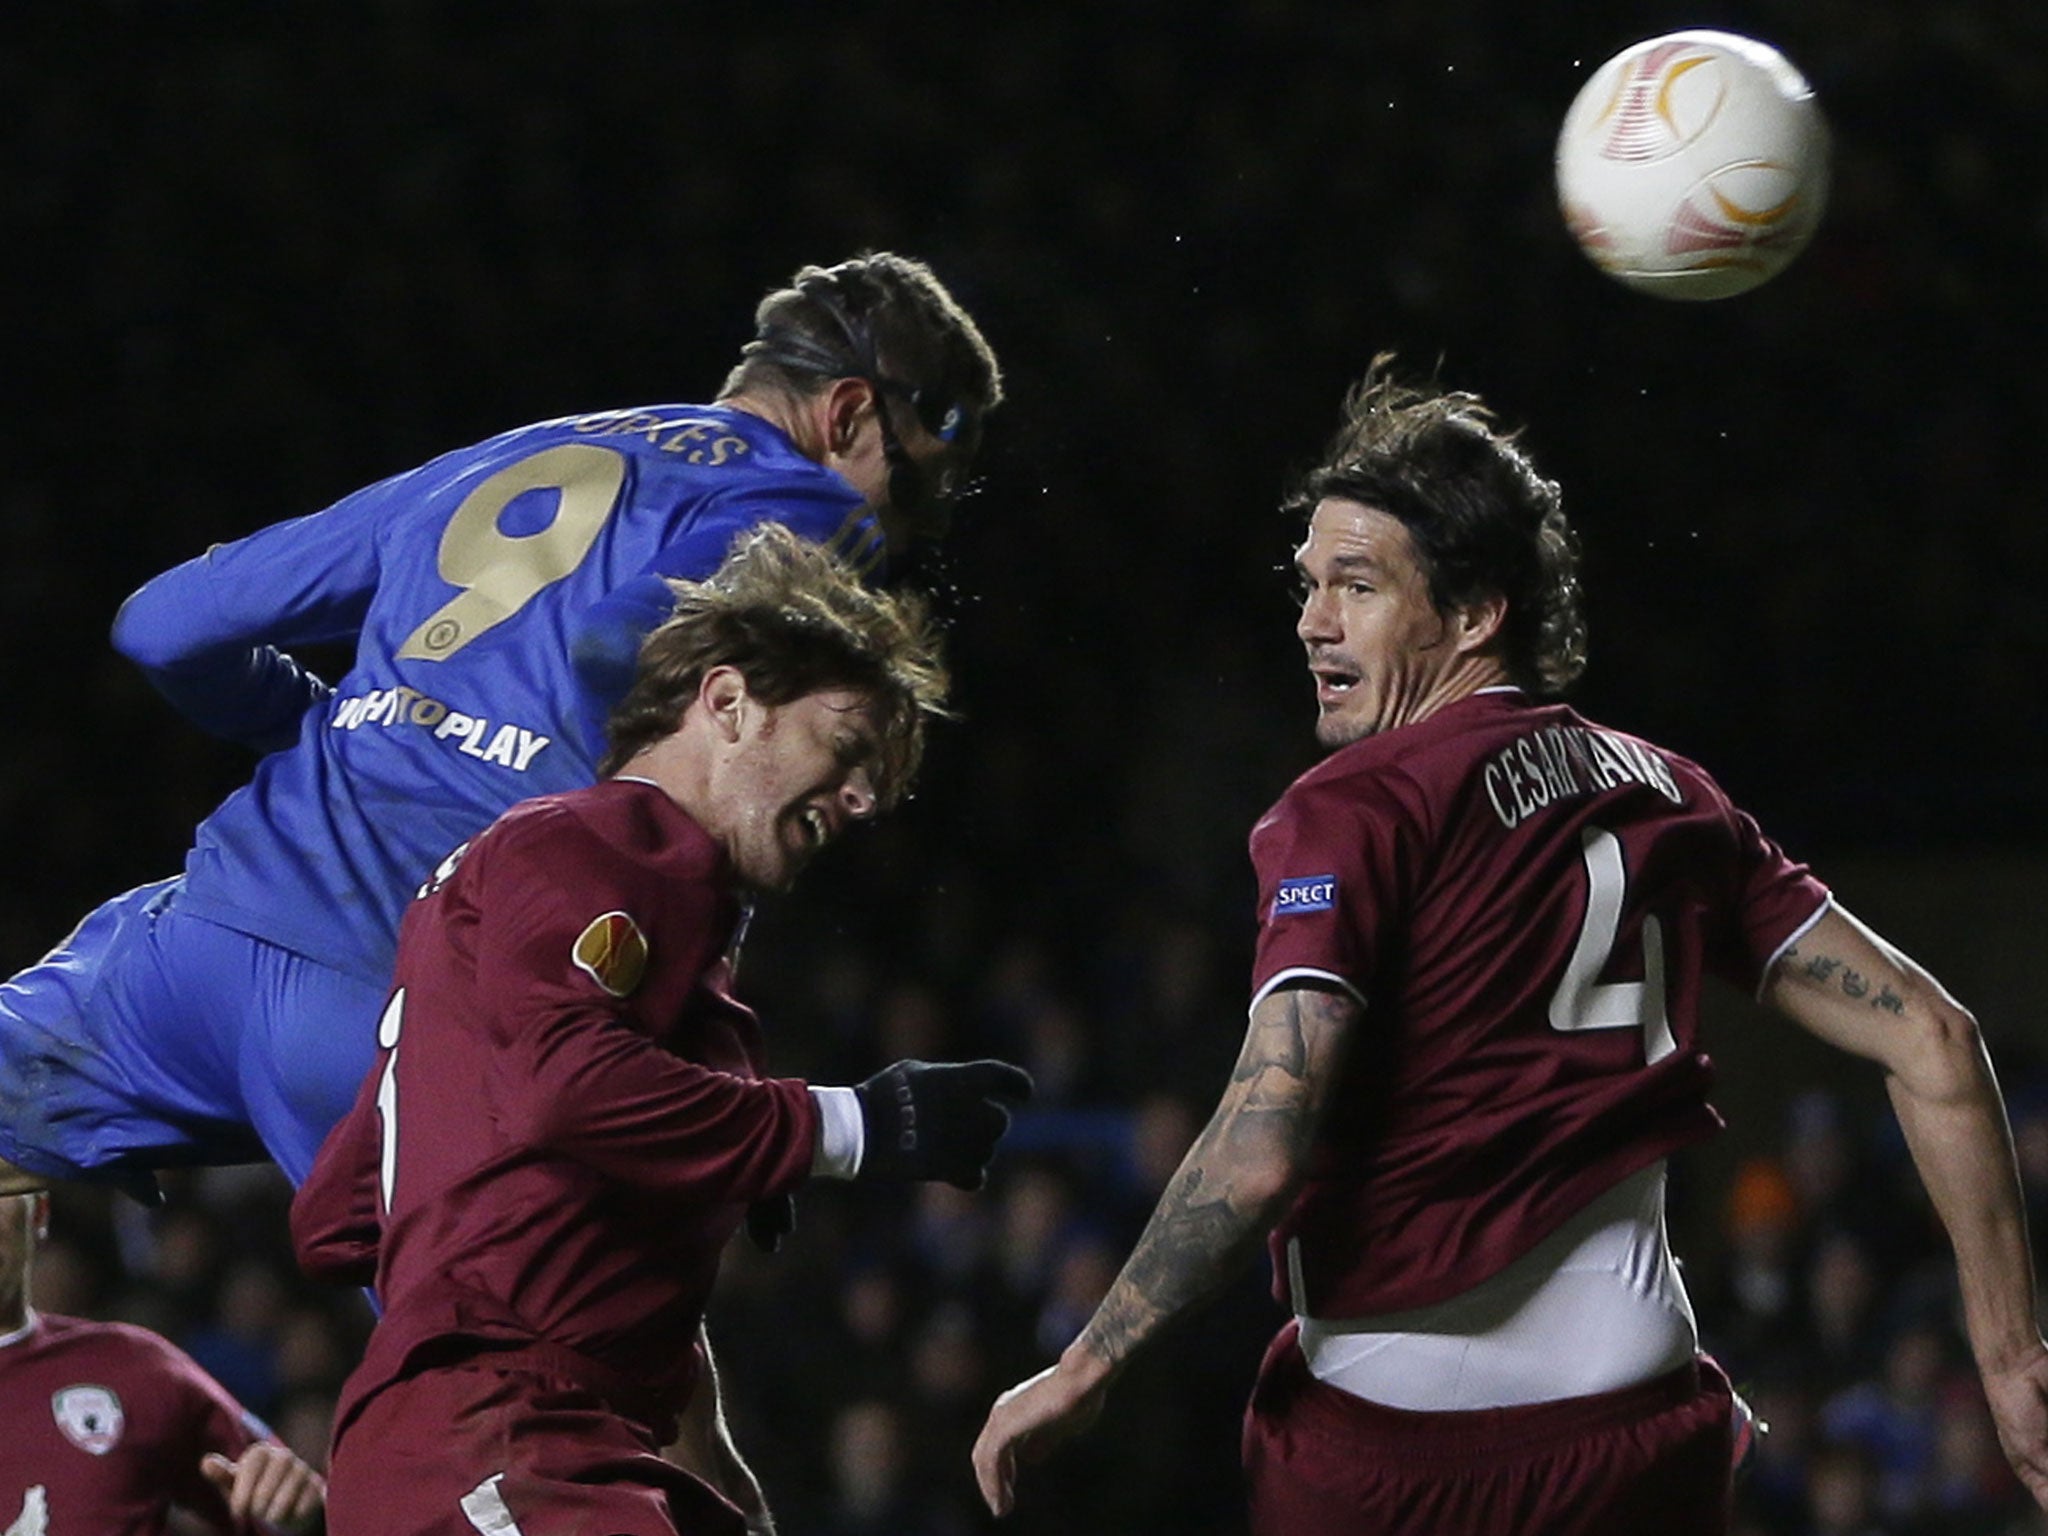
798, 806, 832, 851
1311, 667, 1360, 705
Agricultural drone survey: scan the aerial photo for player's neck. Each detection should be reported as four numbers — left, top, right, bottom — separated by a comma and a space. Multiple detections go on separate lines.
721, 390, 818, 457
615, 737, 710, 829
1408, 657, 1515, 728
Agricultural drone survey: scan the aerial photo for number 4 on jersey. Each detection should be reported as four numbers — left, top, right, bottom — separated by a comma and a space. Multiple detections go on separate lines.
1549, 827, 1677, 1064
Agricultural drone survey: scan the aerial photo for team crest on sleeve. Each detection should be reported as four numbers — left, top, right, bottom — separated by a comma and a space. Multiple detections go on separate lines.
1273, 875, 1338, 917
573, 911, 650, 997
51, 1384, 123, 1453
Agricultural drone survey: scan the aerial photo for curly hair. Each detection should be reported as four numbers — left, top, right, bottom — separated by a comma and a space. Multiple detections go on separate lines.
1288, 355, 1588, 695
599, 524, 951, 805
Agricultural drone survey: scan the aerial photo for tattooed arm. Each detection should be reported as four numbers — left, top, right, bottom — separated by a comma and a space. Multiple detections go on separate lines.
1764, 904, 2048, 1506
972, 982, 1358, 1516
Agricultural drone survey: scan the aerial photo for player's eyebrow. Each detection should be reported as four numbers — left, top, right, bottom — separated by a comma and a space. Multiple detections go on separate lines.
828, 712, 886, 765
1297, 551, 1387, 581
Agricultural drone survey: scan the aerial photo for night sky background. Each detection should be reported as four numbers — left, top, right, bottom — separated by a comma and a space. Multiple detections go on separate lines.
5, 3, 2046, 1531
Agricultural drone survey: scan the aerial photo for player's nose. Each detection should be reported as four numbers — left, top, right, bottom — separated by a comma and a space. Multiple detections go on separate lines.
1297, 585, 1341, 644
839, 768, 878, 821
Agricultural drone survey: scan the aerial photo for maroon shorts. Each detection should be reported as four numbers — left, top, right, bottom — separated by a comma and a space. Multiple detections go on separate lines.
1242, 1322, 1735, 1536
327, 1362, 745, 1536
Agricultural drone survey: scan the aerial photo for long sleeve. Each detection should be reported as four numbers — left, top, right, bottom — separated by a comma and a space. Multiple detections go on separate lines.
289, 1046, 387, 1288
112, 478, 393, 752
472, 799, 819, 1201
506, 998, 818, 1199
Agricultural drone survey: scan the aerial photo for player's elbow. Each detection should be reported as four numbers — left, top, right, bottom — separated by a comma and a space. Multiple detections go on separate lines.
1215, 1125, 1311, 1219
288, 1176, 381, 1288
570, 575, 686, 704
110, 577, 207, 673
110, 584, 172, 668
568, 620, 638, 708
1891, 992, 1990, 1106
290, 1220, 379, 1289
1244, 1158, 1305, 1223
566, 619, 623, 679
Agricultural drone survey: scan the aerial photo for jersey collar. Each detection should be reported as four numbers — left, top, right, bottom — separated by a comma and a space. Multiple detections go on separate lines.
0, 1308, 40, 1350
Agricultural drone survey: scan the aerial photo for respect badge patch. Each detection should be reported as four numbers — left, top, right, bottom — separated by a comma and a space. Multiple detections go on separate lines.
1272, 875, 1338, 917
573, 911, 650, 997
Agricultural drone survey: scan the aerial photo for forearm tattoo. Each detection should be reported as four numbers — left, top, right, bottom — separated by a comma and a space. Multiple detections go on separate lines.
1079, 987, 1353, 1366
1782, 941, 1907, 1015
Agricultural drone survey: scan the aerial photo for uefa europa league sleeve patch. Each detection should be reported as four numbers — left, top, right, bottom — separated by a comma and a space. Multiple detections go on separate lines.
573, 911, 650, 997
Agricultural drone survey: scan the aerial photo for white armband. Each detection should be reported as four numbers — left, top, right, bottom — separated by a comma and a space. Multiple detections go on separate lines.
808, 1085, 865, 1180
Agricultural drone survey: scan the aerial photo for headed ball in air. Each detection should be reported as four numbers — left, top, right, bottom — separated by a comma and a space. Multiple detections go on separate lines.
1555, 30, 1830, 300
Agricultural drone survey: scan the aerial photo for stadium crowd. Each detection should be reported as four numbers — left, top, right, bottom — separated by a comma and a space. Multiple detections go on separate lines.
26, 980, 2048, 1534
6, 3, 2046, 1533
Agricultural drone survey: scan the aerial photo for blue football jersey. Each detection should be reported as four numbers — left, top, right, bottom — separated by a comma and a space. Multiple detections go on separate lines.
113, 404, 882, 984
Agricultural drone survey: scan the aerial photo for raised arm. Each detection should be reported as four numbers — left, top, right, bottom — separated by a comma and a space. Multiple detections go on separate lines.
1762, 904, 2048, 1505
112, 489, 388, 753
971, 980, 1359, 1516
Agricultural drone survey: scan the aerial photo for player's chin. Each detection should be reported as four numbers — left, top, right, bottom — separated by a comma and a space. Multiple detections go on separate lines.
763, 859, 808, 894
751, 830, 823, 893
734, 845, 804, 895
1314, 709, 1374, 750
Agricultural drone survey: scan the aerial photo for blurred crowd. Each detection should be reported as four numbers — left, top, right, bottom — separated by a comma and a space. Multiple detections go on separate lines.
29, 935, 2048, 1536
1698, 1075, 2048, 1536
6, 2, 2047, 1533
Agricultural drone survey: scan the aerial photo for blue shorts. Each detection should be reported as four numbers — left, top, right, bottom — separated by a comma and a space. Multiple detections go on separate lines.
0, 879, 386, 1192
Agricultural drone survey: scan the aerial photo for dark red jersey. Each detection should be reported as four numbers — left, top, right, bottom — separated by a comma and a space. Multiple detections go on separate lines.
292, 779, 818, 1443
1250, 690, 1828, 1317
0, 1311, 272, 1535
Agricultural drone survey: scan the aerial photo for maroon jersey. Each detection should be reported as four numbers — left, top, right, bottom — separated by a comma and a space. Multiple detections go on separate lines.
0, 1311, 272, 1535
292, 778, 818, 1444
1251, 690, 1828, 1317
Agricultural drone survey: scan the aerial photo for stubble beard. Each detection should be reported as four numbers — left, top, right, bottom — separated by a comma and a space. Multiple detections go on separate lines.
1315, 708, 1379, 751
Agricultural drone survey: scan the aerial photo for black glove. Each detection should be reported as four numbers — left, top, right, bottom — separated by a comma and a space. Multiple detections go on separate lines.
854, 1059, 1035, 1189
746, 1193, 796, 1254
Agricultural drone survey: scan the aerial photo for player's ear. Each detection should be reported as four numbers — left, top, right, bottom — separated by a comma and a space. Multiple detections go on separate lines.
821, 377, 878, 455
1451, 592, 1508, 654
698, 666, 752, 744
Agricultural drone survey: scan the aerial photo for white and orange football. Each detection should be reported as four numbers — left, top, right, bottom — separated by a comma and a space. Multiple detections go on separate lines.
1556, 30, 1830, 300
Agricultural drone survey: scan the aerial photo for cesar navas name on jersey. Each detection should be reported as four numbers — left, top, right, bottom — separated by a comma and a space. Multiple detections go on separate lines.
1483, 721, 1683, 831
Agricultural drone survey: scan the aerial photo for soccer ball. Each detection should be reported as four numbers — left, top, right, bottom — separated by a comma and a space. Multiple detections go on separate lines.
1555, 30, 1830, 300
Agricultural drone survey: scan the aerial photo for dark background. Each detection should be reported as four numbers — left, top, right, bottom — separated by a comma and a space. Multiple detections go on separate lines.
4, 4, 2045, 1533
